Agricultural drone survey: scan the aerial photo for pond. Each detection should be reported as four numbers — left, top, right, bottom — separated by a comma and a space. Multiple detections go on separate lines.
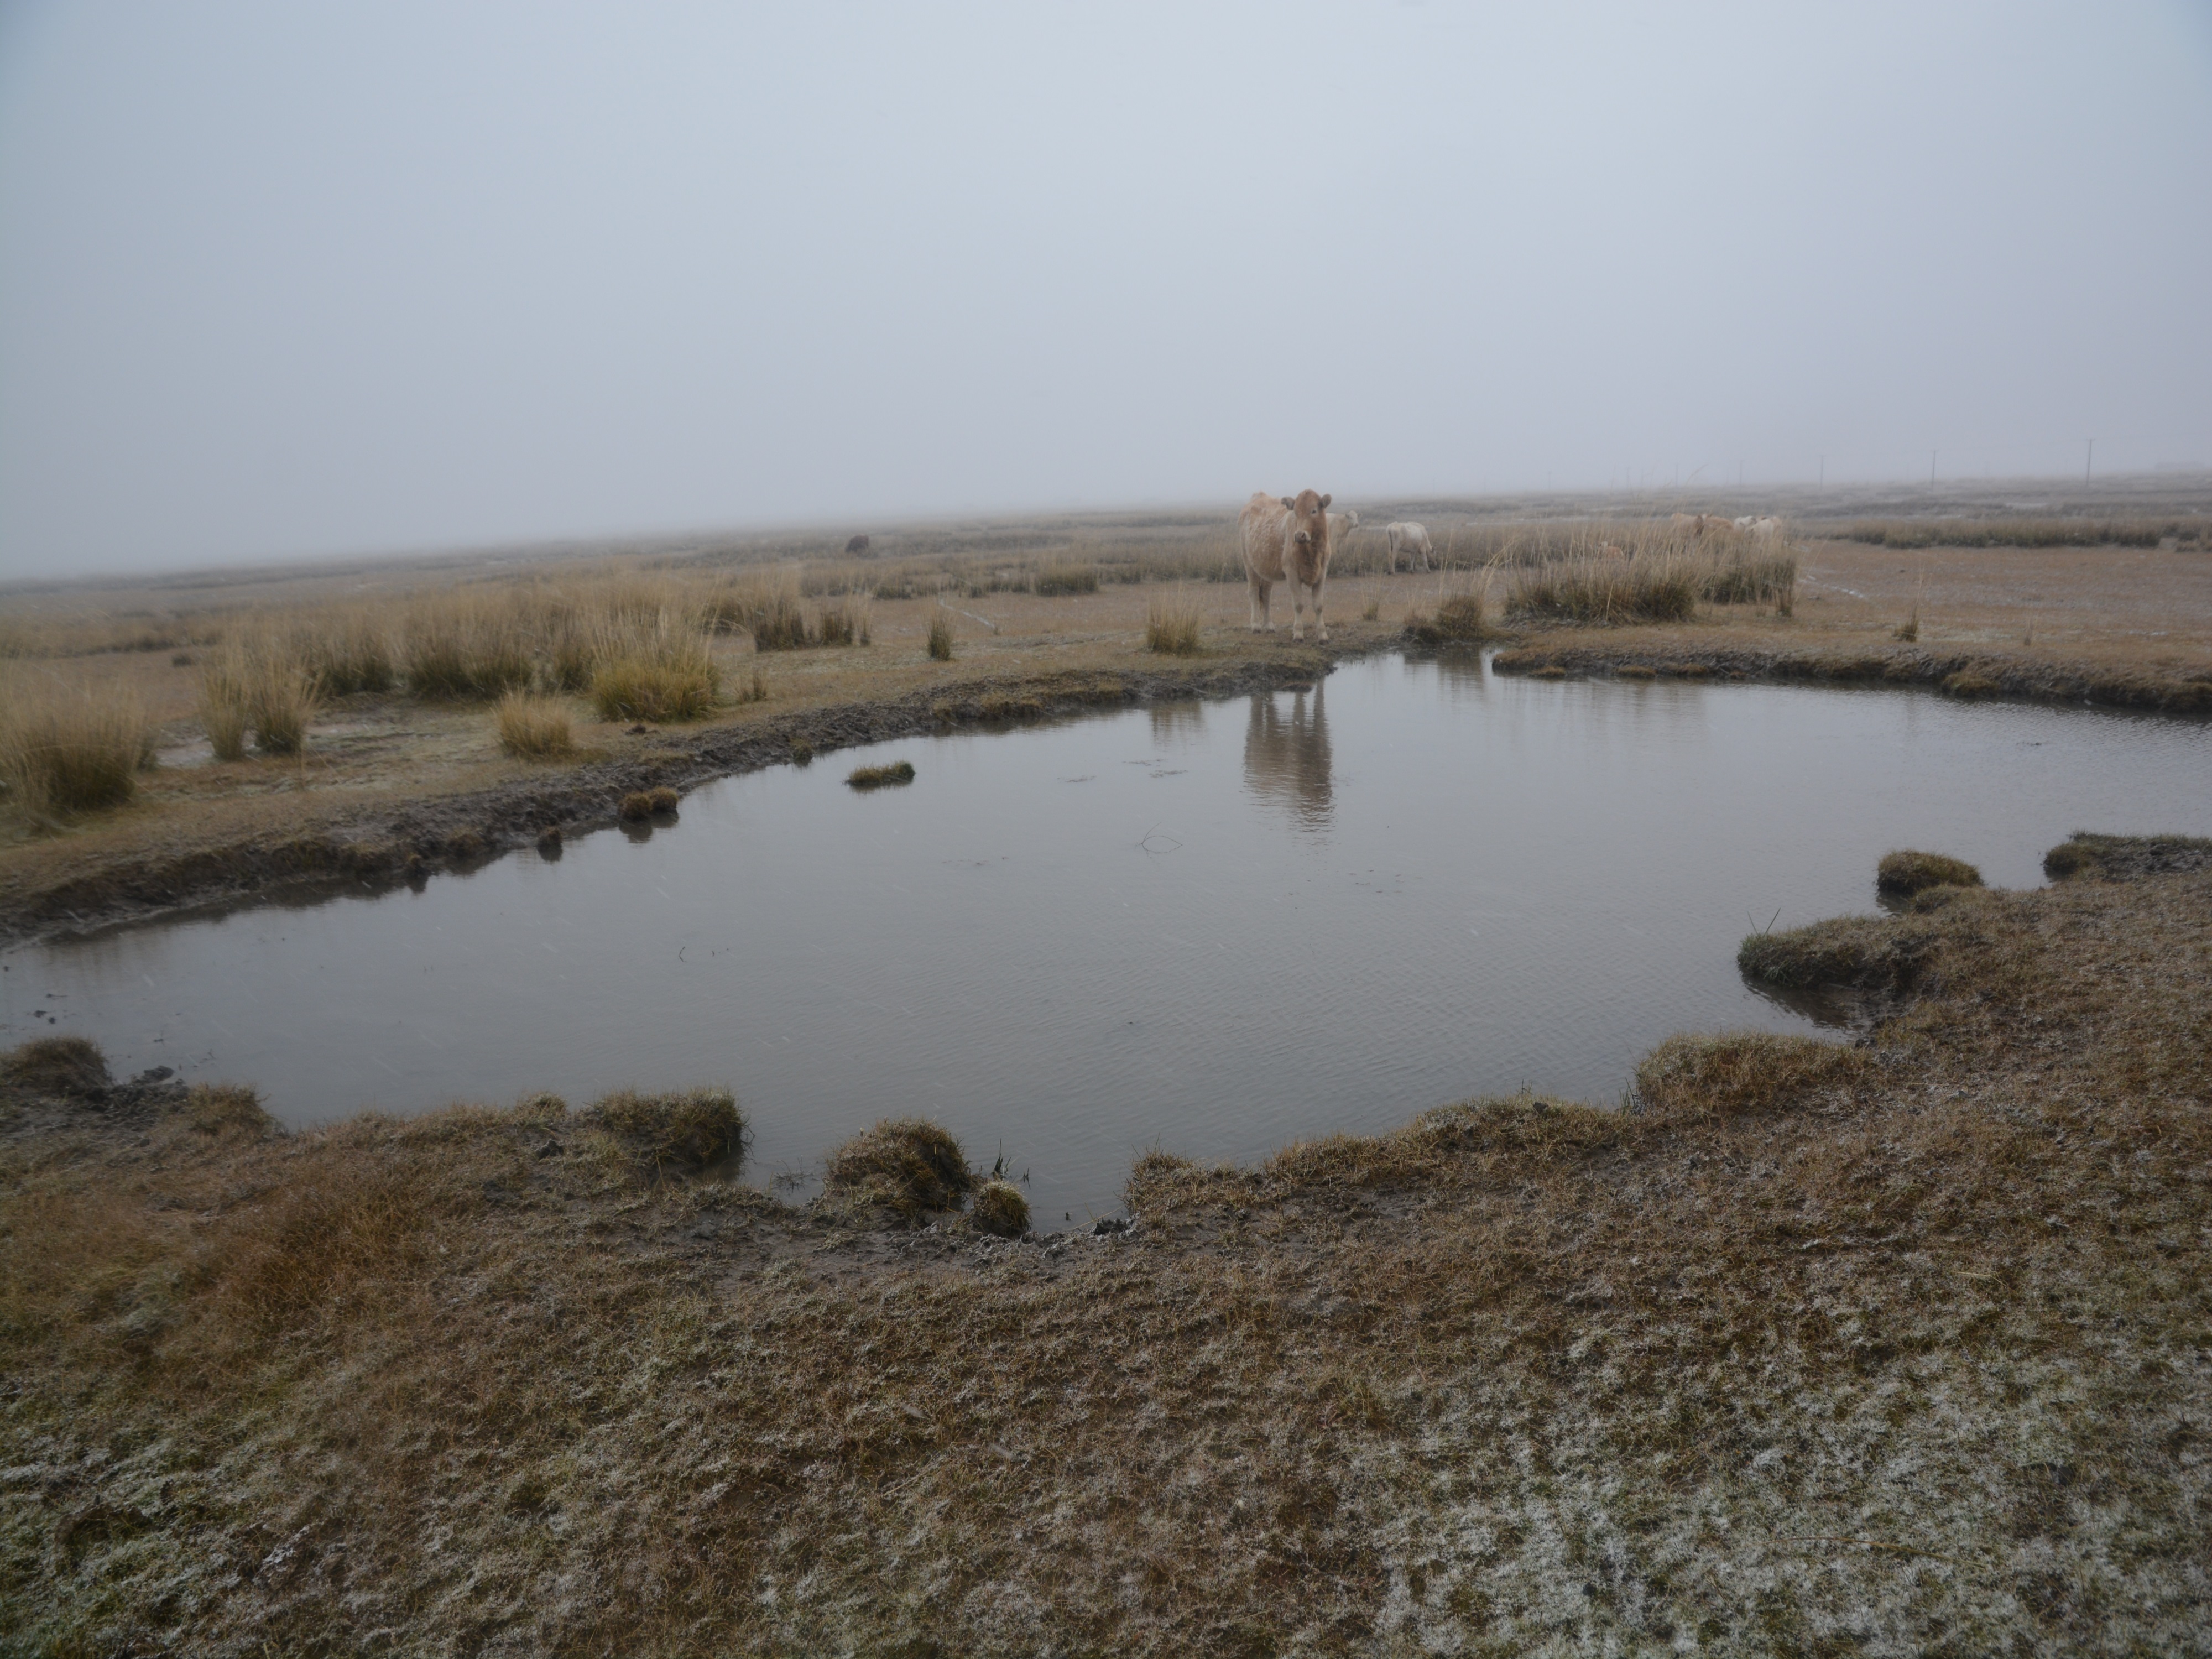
6, 654, 2208, 1220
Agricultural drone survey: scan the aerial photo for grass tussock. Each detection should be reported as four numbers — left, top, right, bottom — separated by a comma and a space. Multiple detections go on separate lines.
2044, 830, 2212, 881
617, 791, 655, 821
1877, 848, 1983, 895
846, 760, 914, 790
1633, 1032, 1864, 1121
1, 1035, 111, 1097
822, 1118, 974, 1218
582, 1087, 746, 1174
968, 1179, 1030, 1237
1738, 912, 1942, 992
199, 638, 321, 756
184, 1083, 275, 1139
1142, 592, 1204, 655
402, 595, 534, 700
1032, 564, 1099, 597
813, 596, 872, 648
0, 678, 153, 818
494, 691, 574, 759
587, 609, 720, 723
1505, 553, 1702, 623
1401, 575, 1496, 645
926, 613, 956, 661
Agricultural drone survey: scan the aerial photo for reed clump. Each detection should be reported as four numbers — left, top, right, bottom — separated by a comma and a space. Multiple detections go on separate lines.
495, 692, 574, 759
815, 596, 872, 647
926, 614, 955, 661
200, 639, 320, 757
0, 679, 154, 817
403, 596, 534, 700
1841, 517, 2166, 549
1506, 554, 1701, 623
286, 607, 395, 695
1876, 849, 1983, 896
618, 792, 655, 822
1144, 593, 1204, 655
587, 610, 719, 723
1033, 564, 1099, 597
1402, 576, 1495, 645
847, 761, 915, 790
822, 1118, 974, 1219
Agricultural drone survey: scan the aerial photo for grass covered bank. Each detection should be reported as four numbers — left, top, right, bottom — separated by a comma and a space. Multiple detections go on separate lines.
3, 838, 2208, 1653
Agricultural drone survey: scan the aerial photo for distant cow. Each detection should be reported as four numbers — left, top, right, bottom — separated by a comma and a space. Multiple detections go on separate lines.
1326, 509, 1360, 560
1385, 521, 1433, 573
1747, 516, 1782, 538
844, 534, 872, 555
1240, 488, 1337, 643
1672, 513, 1733, 539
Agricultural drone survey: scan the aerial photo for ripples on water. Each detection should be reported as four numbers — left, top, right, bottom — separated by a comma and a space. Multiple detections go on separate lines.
6, 654, 2207, 1218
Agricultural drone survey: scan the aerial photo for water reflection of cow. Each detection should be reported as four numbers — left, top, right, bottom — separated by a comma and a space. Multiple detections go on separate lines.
1243, 684, 1333, 831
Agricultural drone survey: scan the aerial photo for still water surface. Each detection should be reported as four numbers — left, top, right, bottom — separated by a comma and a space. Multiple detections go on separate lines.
7, 654, 2208, 1218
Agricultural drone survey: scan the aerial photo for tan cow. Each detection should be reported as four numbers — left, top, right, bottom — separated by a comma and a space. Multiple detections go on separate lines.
1326, 508, 1360, 562
1240, 488, 1335, 641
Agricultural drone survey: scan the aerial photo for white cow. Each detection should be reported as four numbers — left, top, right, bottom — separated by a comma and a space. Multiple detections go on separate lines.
1385, 521, 1433, 573
1326, 509, 1360, 560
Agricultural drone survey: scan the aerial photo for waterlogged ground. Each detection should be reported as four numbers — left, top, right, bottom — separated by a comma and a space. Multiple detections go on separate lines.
5, 654, 2208, 1217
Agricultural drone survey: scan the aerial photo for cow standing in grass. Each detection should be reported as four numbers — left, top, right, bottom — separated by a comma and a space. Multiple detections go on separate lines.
1240, 489, 1335, 642
1386, 521, 1433, 573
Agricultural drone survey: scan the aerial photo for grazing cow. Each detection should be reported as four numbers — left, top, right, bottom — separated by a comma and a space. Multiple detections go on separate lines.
1240, 488, 1336, 642
844, 534, 872, 555
1748, 516, 1782, 538
1385, 521, 1433, 573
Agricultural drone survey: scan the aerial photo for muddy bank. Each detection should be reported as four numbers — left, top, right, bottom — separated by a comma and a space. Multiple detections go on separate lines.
1490, 635, 2212, 711
0, 652, 1338, 947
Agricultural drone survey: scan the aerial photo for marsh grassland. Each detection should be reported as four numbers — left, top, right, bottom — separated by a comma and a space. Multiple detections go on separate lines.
2, 837, 2208, 1653
2, 480, 2210, 1650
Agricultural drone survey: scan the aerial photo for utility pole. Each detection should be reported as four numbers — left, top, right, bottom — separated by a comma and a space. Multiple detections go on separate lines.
1929, 449, 1937, 489
2085, 439, 2094, 483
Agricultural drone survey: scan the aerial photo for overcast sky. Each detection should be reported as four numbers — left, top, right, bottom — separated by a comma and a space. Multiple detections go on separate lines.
2, 2, 2208, 580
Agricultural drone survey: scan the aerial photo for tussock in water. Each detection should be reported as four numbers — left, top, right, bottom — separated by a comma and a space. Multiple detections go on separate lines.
846, 760, 915, 790
1877, 848, 1984, 895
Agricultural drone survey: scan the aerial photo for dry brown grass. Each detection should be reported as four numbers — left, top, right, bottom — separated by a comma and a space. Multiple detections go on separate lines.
822, 1118, 974, 1218
198, 637, 320, 755
587, 608, 721, 723
494, 691, 574, 759
2, 844, 2209, 1651
0, 676, 152, 818
1142, 591, 1203, 654
1877, 848, 1984, 895
846, 760, 915, 790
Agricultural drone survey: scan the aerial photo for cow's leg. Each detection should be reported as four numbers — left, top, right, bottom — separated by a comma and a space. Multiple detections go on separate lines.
1289, 581, 1305, 641
1312, 578, 1328, 643
1248, 575, 1272, 632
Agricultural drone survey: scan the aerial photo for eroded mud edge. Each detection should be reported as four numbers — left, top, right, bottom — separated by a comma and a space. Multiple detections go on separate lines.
1490, 637, 2212, 711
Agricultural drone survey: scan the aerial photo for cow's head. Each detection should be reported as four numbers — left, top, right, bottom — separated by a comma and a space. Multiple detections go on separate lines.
1279, 489, 1333, 551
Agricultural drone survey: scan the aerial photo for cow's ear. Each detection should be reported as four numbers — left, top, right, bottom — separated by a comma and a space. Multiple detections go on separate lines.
1280, 496, 1296, 510
1320, 493, 1332, 508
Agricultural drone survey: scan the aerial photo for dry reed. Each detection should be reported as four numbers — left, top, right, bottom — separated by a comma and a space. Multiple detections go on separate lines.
0, 677, 153, 817
495, 692, 574, 759
1143, 592, 1204, 654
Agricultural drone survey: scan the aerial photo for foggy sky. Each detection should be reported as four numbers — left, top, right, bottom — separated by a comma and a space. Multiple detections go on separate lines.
2, 2, 2208, 580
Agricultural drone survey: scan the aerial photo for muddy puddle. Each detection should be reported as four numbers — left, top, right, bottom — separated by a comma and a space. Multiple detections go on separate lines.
7, 654, 2208, 1219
